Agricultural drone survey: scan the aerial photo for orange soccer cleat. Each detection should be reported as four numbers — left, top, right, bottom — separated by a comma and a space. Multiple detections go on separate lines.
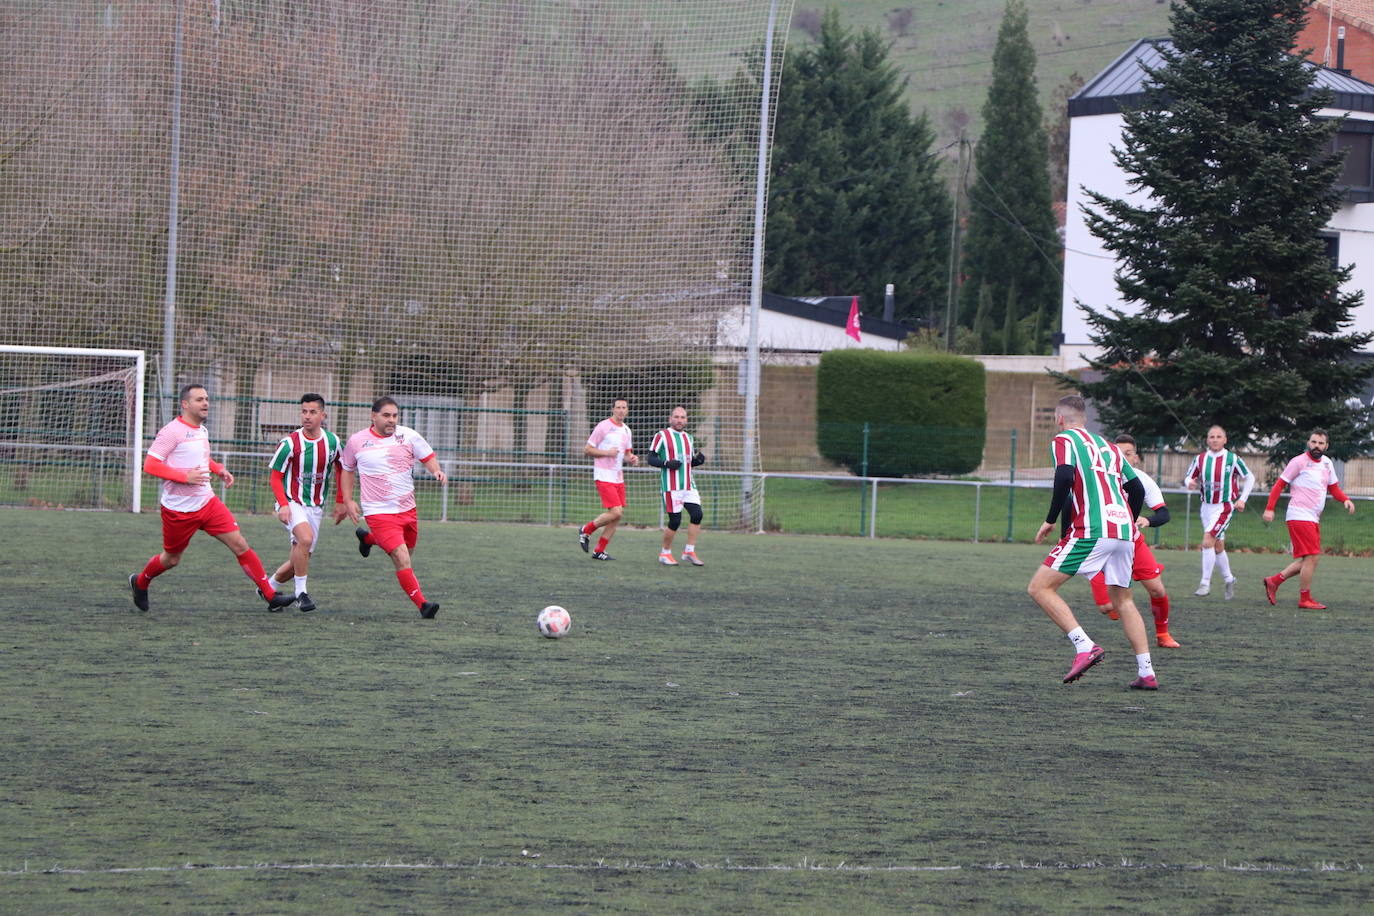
1156, 631, 1181, 649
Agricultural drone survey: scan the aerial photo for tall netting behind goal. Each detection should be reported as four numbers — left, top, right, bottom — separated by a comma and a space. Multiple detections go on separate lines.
0, 0, 792, 527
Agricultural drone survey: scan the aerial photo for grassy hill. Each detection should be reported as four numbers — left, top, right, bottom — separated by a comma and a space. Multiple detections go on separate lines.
789, 0, 1173, 152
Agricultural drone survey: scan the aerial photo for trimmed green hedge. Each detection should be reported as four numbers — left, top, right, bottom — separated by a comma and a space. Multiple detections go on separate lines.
817, 350, 986, 476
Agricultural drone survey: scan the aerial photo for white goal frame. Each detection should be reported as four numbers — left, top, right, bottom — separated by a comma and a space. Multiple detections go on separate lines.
0, 345, 146, 513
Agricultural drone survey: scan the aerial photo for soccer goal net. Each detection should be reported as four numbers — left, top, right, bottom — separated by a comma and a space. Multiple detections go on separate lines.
0, 1, 793, 530
0, 347, 146, 512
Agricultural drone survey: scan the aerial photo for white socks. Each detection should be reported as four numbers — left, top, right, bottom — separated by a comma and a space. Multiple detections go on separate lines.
1200, 547, 1217, 584
294, 575, 308, 596
1214, 549, 1233, 582
1137, 652, 1155, 679
1067, 627, 1094, 653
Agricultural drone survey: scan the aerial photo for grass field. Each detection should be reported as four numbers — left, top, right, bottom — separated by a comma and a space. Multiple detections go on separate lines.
3, 509, 1372, 912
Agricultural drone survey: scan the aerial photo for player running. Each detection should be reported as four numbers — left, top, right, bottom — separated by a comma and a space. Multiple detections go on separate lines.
128, 384, 294, 613
263, 393, 343, 613
1183, 425, 1254, 599
1087, 434, 1181, 649
1028, 396, 1157, 689
647, 405, 707, 566
336, 397, 446, 619
1262, 429, 1356, 610
577, 398, 638, 560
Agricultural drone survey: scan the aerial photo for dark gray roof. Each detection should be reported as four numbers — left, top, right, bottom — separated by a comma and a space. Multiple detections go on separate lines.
1068, 37, 1374, 116
763, 293, 915, 341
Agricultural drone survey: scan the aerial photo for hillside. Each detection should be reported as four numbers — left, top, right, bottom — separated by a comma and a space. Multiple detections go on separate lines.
790, 0, 1173, 152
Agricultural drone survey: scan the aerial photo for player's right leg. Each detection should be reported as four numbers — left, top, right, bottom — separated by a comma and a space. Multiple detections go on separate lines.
1030, 539, 1104, 683
129, 508, 197, 611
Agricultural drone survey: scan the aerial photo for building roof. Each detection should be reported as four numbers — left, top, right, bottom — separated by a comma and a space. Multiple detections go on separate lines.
1068, 36, 1374, 116
1316, 0, 1374, 34
763, 293, 915, 342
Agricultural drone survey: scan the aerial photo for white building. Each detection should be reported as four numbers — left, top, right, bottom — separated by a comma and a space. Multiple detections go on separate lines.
1061, 38, 1374, 371
716, 293, 915, 355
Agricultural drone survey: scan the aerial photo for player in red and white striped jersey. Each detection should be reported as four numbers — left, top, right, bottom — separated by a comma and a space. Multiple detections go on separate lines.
264, 394, 343, 613
336, 396, 447, 619
647, 405, 707, 566
1183, 425, 1254, 599
127, 384, 293, 613
1029, 396, 1157, 688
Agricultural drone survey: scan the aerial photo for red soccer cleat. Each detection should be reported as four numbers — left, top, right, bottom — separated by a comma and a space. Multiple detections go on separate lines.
1298, 597, 1328, 610
1063, 645, 1105, 684
1129, 675, 1159, 690
1156, 631, 1181, 649
1098, 604, 1120, 621
1263, 575, 1281, 606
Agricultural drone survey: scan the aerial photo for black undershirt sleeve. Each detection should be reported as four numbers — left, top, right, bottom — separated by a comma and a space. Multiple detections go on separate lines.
1124, 476, 1145, 520
1045, 464, 1075, 527
1147, 504, 1170, 529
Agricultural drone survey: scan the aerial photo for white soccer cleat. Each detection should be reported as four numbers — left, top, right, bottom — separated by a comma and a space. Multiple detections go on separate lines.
658, 552, 679, 566
683, 552, 704, 567
1223, 578, 1236, 600
1194, 582, 1210, 597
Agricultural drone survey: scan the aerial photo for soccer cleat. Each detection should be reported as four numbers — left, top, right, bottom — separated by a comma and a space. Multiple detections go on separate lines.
1129, 675, 1160, 690
1062, 645, 1105, 684
419, 601, 440, 619
262, 589, 295, 611
592, 551, 614, 561
1156, 631, 1181, 649
683, 552, 704, 567
1194, 582, 1210, 597
1098, 605, 1120, 621
356, 527, 373, 558
1298, 597, 1328, 610
128, 573, 149, 612
658, 553, 679, 566
1223, 578, 1236, 601
296, 592, 317, 613
579, 530, 590, 553
1263, 575, 1281, 606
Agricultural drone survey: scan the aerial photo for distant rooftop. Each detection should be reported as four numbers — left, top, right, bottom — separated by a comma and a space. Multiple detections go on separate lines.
1068, 37, 1374, 116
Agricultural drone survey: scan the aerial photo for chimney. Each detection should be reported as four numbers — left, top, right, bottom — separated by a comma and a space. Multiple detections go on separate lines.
1338, 26, 1349, 75
883, 284, 894, 323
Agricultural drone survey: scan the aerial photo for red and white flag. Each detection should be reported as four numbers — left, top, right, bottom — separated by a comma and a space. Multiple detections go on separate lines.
845, 296, 862, 342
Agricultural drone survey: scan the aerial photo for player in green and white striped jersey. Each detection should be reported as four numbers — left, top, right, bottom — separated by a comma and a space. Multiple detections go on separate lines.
264, 394, 344, 612
646, 405, 707, 566
1029, 396, 1158, 688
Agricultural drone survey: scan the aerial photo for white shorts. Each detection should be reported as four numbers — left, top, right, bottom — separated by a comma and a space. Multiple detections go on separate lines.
1042, 537, 1133, 587
662, 488, 702, 514
280, 502, 324, 552
1200, 502, 1235, 540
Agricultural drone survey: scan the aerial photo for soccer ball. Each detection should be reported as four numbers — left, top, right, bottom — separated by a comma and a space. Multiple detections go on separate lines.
537, 605, 572, 639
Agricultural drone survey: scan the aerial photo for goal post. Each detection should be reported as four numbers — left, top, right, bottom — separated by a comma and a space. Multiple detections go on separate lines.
0, 346, 146, 513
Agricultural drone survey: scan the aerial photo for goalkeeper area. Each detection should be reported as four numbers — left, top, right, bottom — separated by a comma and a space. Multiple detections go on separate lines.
3, 511, 1371, 911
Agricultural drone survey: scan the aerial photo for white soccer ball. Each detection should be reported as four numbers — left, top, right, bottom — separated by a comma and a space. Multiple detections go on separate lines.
537, 605, 572, 639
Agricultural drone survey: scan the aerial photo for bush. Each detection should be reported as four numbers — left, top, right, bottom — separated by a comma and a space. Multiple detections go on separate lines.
817, 350, 985, 476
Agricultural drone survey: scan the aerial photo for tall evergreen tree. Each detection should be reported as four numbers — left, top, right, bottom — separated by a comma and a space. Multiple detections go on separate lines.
1070, 0, 1374, 461
766, 10, 950, 327
957, 0, 1061, 354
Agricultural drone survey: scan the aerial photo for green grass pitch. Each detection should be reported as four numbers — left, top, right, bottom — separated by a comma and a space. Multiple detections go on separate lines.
2, 509, 1371, 912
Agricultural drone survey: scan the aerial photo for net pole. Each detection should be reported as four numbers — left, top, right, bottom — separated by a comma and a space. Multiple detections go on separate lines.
133, 350, 145, 513
741, 0, 782, 530
161, 0, 185, 424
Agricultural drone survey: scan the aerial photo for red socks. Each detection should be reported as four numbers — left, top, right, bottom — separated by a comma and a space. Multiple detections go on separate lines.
1089, 573, 1109, 608
137, 555, 168, 589
237, 549, 277, 600
596, 536, 610, 553
397, 569, 426, 609
581, 521, 596, 536
1151, 594, 1170, 631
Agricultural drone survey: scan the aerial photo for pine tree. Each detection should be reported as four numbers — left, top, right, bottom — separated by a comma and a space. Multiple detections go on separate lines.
1070, 0, 1374, 461
957, 0, 1061, 354
766, 10, 950, 327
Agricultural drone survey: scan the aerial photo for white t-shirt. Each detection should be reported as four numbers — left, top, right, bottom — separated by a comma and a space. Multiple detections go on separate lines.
1279, 453, 1340, 523
587, 418, 633, 484
148, 417, 213, 512
340, 424, 435, 516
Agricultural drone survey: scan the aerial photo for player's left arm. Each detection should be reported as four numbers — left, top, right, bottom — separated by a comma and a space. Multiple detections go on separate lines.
691, 450, 705, 467
1329, 482, 1355, 514
1235, 462, 1256, 510
419, 452, 447, 484
209, 458, 234, 488
1123, 476, 1145, 520
1036, 464, 1075, 544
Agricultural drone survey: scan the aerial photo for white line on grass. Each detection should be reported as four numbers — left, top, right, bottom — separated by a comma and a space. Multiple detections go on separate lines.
1, 859, 1365, 877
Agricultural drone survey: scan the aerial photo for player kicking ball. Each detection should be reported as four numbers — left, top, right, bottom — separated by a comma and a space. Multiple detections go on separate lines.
129, 384, 294, 613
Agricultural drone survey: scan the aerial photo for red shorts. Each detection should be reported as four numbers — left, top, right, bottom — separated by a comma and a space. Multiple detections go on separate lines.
1131, 537, 1164, 581
1287, 520, 1321, 558
595, 481, 627, 510
366, 509, 419, 555
162, 496, 240, 554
